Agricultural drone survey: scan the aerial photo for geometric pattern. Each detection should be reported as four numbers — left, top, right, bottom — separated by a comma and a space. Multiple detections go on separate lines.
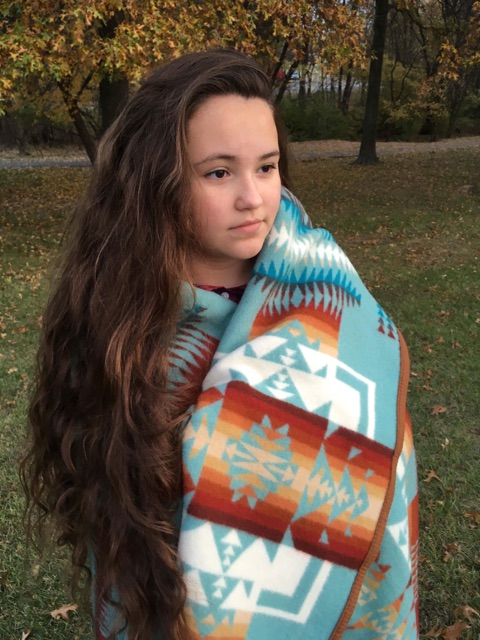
184, 381, 393, 572
224, 413, 297, 508
169, 306, 220, 390
377, 303, 398, 341
179, 522, 339, 635
176, 190, 418, 638
346, 584, 416, 639
95, 188, 418, 640
343, 413, 419, 639
202, 327, 377, 439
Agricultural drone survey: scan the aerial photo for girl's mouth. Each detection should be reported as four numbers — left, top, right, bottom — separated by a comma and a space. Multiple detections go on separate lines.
231, 220, 262, 232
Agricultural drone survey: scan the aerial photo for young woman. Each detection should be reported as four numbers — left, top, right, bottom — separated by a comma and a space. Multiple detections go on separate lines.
22, 50, 418, 640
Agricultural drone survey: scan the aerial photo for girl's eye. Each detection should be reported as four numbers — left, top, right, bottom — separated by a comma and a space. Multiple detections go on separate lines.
259, 164, 276, 173
206, 169, 228, 179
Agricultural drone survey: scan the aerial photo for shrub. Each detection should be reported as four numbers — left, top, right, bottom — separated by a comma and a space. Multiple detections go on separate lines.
278, 92, 358, 142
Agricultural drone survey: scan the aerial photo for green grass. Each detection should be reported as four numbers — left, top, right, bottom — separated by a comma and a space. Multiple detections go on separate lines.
0, 168, 93, 639
1, 150, 479, 638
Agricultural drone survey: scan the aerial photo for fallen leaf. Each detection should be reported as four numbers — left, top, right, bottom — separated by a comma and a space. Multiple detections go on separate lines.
419, 554, 432, 564
444, 543, 461, 553
441, 619, 470, 640
50, 603, 78, 621
21, 631, 31, 640
424, 470, 442, 483
453, 605, 480, 622
431, 404, 448, 416
463, 511, 480, 525
442, 543, 460, 562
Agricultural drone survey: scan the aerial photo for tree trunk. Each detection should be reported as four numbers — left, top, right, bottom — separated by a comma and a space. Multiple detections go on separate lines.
337, 67, 343, 110
445, 78, 469, 138
275, 60, 300, 104
271, 42, 289, 86
299, 76, 306, 100
97, 10, 130, 135
99, 74, 129, 134
68, 103, 97, 163
341, 71, 353, 114
355, 0, 390, 165
58, 81, 97, 163
340, 61, 354, 114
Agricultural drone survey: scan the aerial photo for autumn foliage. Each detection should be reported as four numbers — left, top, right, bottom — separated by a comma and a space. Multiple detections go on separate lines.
0, 0, 367, 158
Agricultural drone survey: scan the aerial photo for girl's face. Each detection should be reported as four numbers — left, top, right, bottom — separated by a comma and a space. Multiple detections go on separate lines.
187, 94, 282, 286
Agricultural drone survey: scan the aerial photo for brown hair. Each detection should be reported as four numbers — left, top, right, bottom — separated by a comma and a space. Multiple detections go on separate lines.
21, 49, 290, 640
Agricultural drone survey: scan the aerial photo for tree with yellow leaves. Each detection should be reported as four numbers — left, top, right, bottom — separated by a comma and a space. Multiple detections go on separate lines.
0, 1, 367, 160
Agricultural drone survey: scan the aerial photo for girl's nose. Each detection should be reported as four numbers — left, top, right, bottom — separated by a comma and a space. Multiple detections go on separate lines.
235, 175, 263, 210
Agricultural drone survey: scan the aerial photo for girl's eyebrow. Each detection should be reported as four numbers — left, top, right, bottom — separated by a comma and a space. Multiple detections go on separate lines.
194, 150, 280, 166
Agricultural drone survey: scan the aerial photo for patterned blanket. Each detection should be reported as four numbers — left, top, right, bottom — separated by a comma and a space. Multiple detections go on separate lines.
97, 189, 419, 639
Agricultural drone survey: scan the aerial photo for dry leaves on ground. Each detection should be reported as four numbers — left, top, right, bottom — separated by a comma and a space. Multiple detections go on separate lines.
441, 619, 470, 640
453, 606, 480, 622
443, 543, 461, 562
431, 404, 448, 416
424, 470, 442, 483
463, 511, 480, 527
427, 607, 480, 639
50, 602, 78, 621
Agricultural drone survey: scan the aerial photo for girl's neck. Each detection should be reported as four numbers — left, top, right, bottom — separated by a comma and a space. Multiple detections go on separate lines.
190, 257, 255, 287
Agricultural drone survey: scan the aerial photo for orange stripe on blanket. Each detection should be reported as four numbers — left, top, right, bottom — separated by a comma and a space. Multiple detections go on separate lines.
185, 380, 394, 571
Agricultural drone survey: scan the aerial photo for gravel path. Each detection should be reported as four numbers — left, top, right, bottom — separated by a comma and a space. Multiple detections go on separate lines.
0, 136, 479, 168
290, 135, 480, 160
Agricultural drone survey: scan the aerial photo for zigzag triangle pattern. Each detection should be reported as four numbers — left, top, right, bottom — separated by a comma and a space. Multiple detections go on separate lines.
254, 277, 361, 320
95, 189, 418, 640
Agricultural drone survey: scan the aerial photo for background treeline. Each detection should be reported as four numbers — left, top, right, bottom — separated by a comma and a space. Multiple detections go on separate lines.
0, 0, 479, 157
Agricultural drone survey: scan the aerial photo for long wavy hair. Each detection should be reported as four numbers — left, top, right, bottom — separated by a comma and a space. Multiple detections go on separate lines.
21, 49, 291, 640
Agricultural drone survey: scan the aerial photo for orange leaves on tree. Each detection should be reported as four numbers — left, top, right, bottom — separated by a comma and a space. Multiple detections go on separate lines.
0, 0, 369, 105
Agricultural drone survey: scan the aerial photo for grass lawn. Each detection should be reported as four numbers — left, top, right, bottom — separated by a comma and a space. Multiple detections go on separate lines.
1, 149, 479, 639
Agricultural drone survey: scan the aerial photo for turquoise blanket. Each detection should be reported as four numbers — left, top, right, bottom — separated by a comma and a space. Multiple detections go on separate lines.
97, 189, 419, 639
